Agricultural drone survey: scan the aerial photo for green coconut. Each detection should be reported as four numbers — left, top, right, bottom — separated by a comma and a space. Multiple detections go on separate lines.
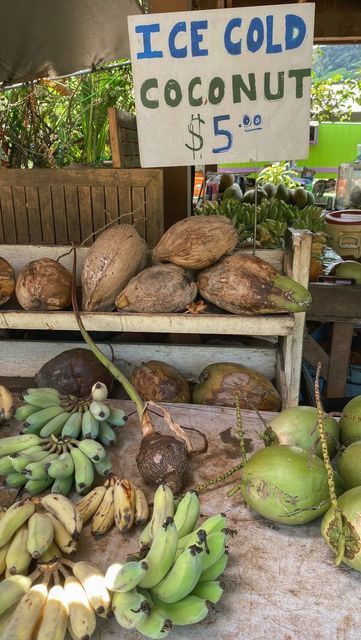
266, 406, 339, 458
321, 486, 361, 571
339, 395, 361, 446
240, 444, 343, 525
337, 441, 361, 490
332, 261, 361, 285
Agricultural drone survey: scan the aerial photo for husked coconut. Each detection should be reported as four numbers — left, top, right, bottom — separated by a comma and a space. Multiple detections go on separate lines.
15, 258, 71, 310
116, 264, 197, 313
196, 253, 312, 314
153, 215, 238, 270
0, 257, 15, 306
81, 224, 148, 311
131, 360, 191, 403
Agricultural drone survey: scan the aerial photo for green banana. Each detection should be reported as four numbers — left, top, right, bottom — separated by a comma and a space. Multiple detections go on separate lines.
173, 490, 200, 538
0, 455, 16, 475
24, 406, 65, 431
51, 474, 73, 495
199, 550, 229, 582
112, 588, 151, 630
139, 484, 174, 548
61, 412, 82, 439
81, 409, 100, 439
89, 400, 110, 422
198, 531, 227, 571
22, 392, 61, 408
0, 500, 35, 546
76, 439, 106, 462
138, 517, 178, 589
46, 451, 74, 479
0, 434, 42, 457
135, 607, 173, 640
24, 476, 54, 495
15, 404, 39, 421
23, 453, 59, 480
93, 455, 113, 476
0, 539, 10, 575
70, 447, 95, 494
98, 421, 116, 447
6, 472, 28, 488
25, 387, 61, 400
192, 579, 225, 604
105, 561, 149, 592
39, 411, 70, 437
27, 512, 54, 559
150, 545, 203, 604
177, 513, 227, 553
5, 525, 32, 575
0, 574, 32, 616
10, 446, 52, 473
107, 407, 128, 427
152, 593, 211, 625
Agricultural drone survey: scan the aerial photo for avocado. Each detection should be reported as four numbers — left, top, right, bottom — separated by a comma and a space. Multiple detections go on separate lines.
288, 189, 296, 205
306, 191, 315, 206
243, 188, 268, 204
222, 183, 243, 202
274, 183, 290, 203
219, 174, 235, 192
263, 182, 276, 198
293, 187, 308, 209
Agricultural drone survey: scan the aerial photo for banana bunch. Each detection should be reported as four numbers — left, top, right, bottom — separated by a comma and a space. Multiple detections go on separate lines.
15, 384, 127, 445
105, 484, 231, 639
76, 475, 150, 536
0, 494, 82, 578
0, 553, 111, 639
0, 385, 15, 425
0, 431, 112, 496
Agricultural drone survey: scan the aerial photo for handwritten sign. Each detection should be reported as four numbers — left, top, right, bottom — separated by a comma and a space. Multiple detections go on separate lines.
128, 4, 315, 167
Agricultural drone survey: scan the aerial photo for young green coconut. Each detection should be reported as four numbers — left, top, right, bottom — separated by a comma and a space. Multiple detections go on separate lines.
71, 251, 194, 494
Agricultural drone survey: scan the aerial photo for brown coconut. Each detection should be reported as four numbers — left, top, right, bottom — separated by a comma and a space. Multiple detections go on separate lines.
196, 253, 312, 315
15, 258, 71, 310
131, 360, 191, 403
81, 224, 148, 311
153, 215, 238, 270
0, 257, 15, 306
116, 264, 197, 313
193, 362, 281, 411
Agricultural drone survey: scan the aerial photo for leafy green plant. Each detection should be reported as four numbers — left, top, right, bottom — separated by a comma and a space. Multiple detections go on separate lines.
257, 162, 300, 188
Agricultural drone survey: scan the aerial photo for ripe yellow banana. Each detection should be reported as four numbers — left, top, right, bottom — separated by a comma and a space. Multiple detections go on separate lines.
36, 584, 68, 640
0, 539, 11, 575
27, 512, 54, 559
114, 479, 135, 533
0, 385, 15, 424
40, 494, 82, 540
0, 573, 33, 616
2, 581, 48, 639
71, 561, 111, 614
75, 485, 106, 524
64, 575, 96, 640
5, 524, 32, 575
91, 485, 115, 536
44, 513, 77, 556
0, 499, 35, 546
38, 541, 62, 563
134, 486, 150, 526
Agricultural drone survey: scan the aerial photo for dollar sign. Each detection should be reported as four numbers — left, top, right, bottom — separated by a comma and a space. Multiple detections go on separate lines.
185, 114, 205, 159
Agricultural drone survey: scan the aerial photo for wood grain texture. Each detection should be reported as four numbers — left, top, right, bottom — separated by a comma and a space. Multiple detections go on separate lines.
327, 323, 354, 398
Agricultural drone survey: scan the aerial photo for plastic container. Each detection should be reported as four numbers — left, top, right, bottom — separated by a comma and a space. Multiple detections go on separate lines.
325, 210, 361, 259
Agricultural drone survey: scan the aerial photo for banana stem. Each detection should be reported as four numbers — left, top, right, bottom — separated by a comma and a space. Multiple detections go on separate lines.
71, 248, 146, 424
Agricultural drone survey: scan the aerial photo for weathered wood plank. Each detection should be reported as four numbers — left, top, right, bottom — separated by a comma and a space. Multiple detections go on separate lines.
0, 187, 17, 243
38, 186, 55, 244
145, 169, 164, 247
118, 187, 132, 226
0, 168, 160, 189
308, 283, 361, 320
104, 186, 119, 225
303, 330, 329, 381
131, 186, 146, 238
64, 186, 81, 244
77, 186, 94, 246
0, 340, 278, 380
25, 186, 42, 243
0, 198, 4, 243
327, 323, 354, 398
91, 186, 106, 233
108, 107, 122, 169
11, 186, 29, 243
50, 186, 68, 244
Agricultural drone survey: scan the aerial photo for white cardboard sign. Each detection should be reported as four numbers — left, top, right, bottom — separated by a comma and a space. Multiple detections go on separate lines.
128, 4, 315, 167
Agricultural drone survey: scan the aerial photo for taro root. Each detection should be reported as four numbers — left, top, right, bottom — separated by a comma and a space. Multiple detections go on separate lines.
116, 264, 197, 313
15, 258, 71, 310
81, 224, 148, 311
0, 257, 15, 306
153, 215, 238, 270
131, 360, 191, 403
193, 362, 281, 411
136, 431, 188, 494
196, 253, 312, 314
35, 348, 113, 398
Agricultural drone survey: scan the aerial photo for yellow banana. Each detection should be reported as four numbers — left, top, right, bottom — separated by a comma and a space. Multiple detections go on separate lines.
40, 494, 82, 540
2, 581, 48, 639
0, 499, 35, 546
6, 524, 32, 575
71, 561, 111, 614
114, 479, 135, 533
75, 485, 106, 524
64, 575, 96, 640
0, 573, 32, 616
0, 385, 15, 424
44, 513, 77, 556
134, 486, 150, 526
0, 539, 11, 575
91, 485, 115, 536
27, 512, 54, 559
38, 541, 62, 563
0, 603, 17, 637
37, 584, 68, 640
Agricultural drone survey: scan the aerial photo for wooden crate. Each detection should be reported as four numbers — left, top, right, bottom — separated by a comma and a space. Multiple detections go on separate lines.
0, 168, 163, 248
0, 229, 312, 407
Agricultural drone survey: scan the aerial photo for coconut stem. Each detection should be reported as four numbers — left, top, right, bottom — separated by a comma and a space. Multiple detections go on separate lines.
194, 462, 245, 493
315, 362, 344, 563
71, 249, 146, 424
235, 393, 247, 463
